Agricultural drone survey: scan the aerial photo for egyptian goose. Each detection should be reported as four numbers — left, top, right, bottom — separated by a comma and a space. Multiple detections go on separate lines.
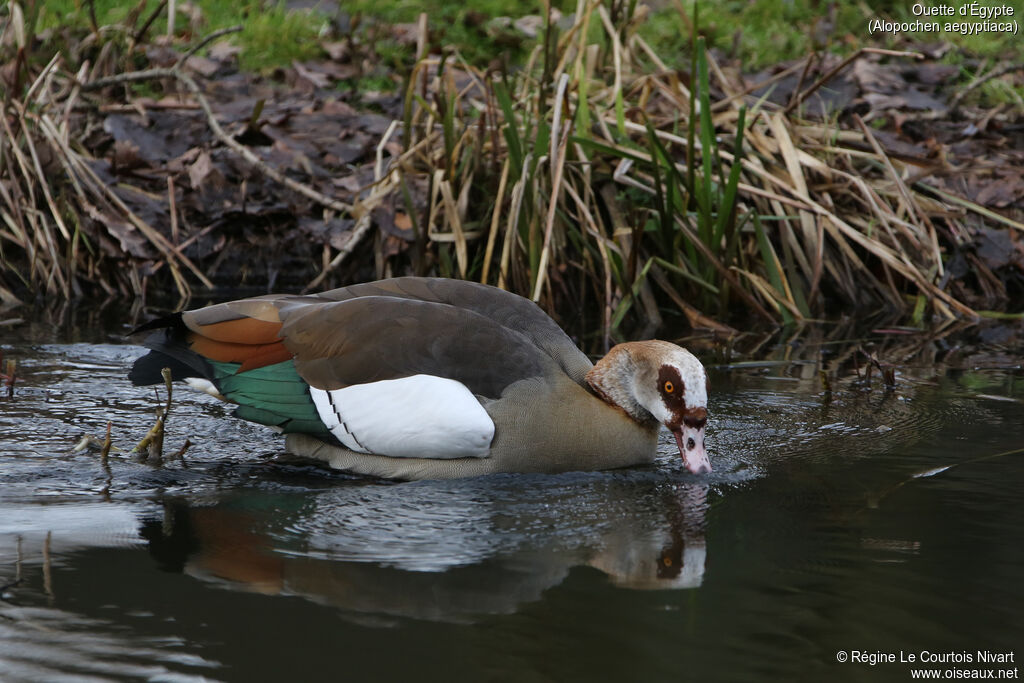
129, 277, 711, 480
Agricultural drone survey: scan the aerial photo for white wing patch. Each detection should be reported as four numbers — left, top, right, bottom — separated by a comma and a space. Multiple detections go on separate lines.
308, 375, 494, 459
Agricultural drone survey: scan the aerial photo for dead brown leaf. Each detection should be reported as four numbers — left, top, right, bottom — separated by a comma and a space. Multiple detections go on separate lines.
322, 41, 349, 62
910, 63, 959, 85
298, 216, 355, 250
188, 151, 226, 191
321, 99, 357, 116
83, 202, 152, 258
184, 56, 221, 78
308, 61, 359, 81
112, 139, 146, 172
145, 45, 180, 68
208, 40, 241, 63
381, 234, 408, 258
332, 174, 365, 194
975, 226, 1024, 271
975, 173, 1024, 208
390, 23, 421, 46
862, 88, 947, 113
292, 60, 331, 90
103, 112, 203, 163
853, 58, 906, 93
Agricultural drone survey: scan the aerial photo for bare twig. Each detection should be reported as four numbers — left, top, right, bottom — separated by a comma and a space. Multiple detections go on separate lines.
100, 421, 112, 464
304, 212, 374, 291
304, 117, 403, 290
167, 175, 179, 246
174, 25, 243, 70
784, 48, 924, 116
168, 0, 176, 37
170, 438, 192, 463
86, 0, 99, 35
950, 62, 1024, 109
712, 58, 809, 112
134, 367, 173, 464
131, 0, 169, 50
3, 358, 16, 397
786, 52, 817, 112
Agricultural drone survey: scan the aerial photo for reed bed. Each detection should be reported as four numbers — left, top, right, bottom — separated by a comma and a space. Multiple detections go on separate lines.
0, 11, 211, 302
1, 1, 1019, 335
393, 2, 1019, 337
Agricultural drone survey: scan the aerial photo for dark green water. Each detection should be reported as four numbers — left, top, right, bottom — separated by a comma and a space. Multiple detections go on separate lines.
1, 313, 1022, 682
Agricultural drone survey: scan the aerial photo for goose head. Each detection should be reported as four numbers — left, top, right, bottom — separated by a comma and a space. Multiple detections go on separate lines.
586, 341, 711, 474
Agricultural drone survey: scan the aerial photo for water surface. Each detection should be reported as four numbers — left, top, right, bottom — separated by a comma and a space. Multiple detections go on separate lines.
1, 312, 1022, 682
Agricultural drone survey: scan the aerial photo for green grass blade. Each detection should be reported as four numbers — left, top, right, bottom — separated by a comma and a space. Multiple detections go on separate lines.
653, 257, 720, 294
576, 75, 592, 139
754, 216, 794, 324
570, 136, 647, 163
911, 294, 927, 325
976, 310, 1024, 320
611, 257, 654, 329
493, 78, 523, 175
644, 124, 670, 246
713, 105, 746, 247
615, 86, 626, 137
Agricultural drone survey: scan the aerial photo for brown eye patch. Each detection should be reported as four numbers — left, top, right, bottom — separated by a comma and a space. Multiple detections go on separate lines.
657, 365, 685, 407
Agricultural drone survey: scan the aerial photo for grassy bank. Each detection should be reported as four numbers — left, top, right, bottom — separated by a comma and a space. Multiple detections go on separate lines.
1, 0, 1022, 335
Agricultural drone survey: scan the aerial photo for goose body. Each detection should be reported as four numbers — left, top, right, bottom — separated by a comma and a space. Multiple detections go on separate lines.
130, 277, 711, 480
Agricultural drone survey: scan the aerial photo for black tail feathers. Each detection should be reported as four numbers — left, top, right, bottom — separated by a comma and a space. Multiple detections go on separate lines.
128, 349, 205, 386
128, 314, 214, 386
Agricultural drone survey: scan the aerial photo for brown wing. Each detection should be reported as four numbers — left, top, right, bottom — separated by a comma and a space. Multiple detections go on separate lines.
169, 282, 577, 399
297, 278, 594, 386
280, 295, 565, 398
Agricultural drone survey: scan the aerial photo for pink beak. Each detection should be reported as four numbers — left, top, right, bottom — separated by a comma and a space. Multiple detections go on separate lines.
673, 426, 711, 474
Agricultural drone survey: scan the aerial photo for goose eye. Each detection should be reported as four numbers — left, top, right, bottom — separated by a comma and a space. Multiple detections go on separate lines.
663, 381, 674, 394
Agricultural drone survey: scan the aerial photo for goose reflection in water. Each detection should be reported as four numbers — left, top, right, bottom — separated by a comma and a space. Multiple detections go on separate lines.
141, 479, 709, 622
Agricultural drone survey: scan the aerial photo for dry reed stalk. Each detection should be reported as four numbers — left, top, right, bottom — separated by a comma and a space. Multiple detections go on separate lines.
766, 112, 817, 279
480, 158, 511, 284
852, 115, 943, 273
532, 72, 572, 302
498, 153, 533, 290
